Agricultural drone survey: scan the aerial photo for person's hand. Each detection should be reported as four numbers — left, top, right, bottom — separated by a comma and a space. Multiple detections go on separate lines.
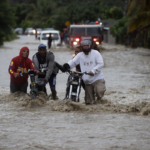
63, 63, 70, 71
88, 71, 94, 76
14, 73, 20, 78
73, 71, 78, 75
36, 71, 41, 75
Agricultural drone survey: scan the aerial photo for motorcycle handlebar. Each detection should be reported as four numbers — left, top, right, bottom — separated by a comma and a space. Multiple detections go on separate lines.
20, 70, 37, 76
55, 62, 93, 76
68, 70, 92, 76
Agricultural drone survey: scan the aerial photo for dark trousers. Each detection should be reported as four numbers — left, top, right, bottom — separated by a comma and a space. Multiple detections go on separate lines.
48, 42, 51, 49
10, 81, 28, 93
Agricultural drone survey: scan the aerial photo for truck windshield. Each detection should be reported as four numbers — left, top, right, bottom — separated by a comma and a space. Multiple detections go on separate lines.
70, 28, 85, 36
42, 33, 59, 40
87, 27, 101, 36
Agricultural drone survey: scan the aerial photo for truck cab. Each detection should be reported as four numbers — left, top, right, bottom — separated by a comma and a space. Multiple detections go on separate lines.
69, 24, 103, 48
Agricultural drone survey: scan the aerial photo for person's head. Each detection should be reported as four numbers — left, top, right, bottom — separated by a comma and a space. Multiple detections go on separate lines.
75, 45, 82, 55
80, 40, 92, 54
20, 47, 29, 58
38, 44, 47, 57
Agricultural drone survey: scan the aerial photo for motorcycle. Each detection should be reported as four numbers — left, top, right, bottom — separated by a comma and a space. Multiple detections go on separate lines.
19, 69, 47, 100
65, 70, 89, 102
55, 62, 89, 102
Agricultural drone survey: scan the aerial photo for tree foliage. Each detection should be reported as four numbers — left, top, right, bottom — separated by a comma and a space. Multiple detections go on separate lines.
127, 0, 150, 33
107, 6, 123, 19
126, 0, 150, 48
0, 0, 125, 45
110, 17, 128, 44
0, 0, 16, 45
11, 0, 124, 30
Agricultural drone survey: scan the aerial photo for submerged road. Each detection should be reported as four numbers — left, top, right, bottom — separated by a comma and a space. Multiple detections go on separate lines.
0, 35, 150, 150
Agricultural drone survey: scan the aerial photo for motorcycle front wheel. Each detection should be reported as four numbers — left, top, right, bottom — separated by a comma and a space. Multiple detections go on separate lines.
31, 92, 36, 100
71, 95, 77, 102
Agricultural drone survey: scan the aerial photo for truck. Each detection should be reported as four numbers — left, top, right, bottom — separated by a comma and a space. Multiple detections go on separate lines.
69, 24, 103, 48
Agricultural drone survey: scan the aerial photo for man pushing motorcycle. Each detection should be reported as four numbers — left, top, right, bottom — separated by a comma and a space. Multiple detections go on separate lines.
63, 40, 106, 105
32, 44, 59, 100
8, 46, 39, 93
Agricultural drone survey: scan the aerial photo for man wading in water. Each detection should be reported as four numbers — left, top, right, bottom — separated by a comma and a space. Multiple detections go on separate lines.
8, 47, 38, 93
32, 44, 59, 100
63, 40, 106, 105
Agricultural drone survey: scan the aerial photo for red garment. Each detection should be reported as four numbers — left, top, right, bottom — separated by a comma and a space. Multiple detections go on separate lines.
8, 47, 35, 86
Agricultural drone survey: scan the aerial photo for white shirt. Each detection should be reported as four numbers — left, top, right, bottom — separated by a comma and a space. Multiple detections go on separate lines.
68, 49, 104, 84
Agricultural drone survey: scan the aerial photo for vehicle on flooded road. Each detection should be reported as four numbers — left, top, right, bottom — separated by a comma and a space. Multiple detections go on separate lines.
43, 28, 54, 31
40, 30, 61, 48
69, 24, 103, 48
14, 27, 23, 35
24, 28, 34, 35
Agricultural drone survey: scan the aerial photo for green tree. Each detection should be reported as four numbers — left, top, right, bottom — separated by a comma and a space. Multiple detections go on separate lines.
126, 0, 150, 48
12, 3, 27, 27
110, 17, 128, 44
20, 20, 33, 29
127, 0, 150, 33
0, 0, 16, 45
107, 6, 123, 19
9, 0, 126, 31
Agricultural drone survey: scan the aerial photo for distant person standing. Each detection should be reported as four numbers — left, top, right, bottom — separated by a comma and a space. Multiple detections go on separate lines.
60, 31, 64, 45
48, 33, 52, 49
64, 32, 68, 45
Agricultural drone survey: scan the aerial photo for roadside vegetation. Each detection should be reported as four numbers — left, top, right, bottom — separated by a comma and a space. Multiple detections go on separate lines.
1, 0, 149, 48
0, 0, 17, 45
111, 0, 150, 48
0, 0, 124, 45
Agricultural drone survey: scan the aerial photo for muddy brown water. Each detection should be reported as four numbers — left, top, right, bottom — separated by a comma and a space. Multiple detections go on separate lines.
0, 35, 150, 150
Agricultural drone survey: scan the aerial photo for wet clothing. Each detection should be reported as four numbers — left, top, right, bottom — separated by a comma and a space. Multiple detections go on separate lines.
68, 49, 105, 104
8, 47, 35, 86
10, 81, 28, 93
32, 51, 58, 80
36, 52, 47, 78
68, 50, 104, 84
49, 73, 56, 88
32, 51, 58, 88
85, 79, 106, 104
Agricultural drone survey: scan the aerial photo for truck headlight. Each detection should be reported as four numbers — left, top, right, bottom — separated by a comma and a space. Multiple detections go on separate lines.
73, 42, 77, 45
96, 42, 99, 45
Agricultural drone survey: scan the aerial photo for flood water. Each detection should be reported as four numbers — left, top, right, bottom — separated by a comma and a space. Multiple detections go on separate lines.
0, 35, 150, 150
